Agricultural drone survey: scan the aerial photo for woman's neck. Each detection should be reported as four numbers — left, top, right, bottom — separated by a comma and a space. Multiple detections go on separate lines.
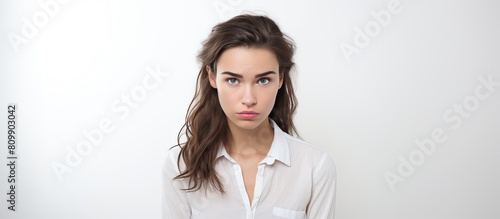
224, 119, 274, 158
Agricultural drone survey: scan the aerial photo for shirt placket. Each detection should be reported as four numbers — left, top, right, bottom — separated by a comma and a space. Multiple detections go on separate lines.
251, 164, 265, 216
232, 162, 267, 219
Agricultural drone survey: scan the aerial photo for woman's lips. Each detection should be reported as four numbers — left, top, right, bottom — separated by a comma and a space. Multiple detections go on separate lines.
237, 111, 259, 119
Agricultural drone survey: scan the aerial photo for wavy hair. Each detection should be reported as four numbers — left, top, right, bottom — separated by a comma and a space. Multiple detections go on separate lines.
174, 14, 298, 193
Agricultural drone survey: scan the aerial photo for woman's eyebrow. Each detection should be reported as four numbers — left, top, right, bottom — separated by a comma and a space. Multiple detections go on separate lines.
221, 71, 276, 78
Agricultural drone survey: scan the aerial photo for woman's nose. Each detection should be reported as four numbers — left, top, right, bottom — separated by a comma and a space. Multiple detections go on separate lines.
241, 86, 256, 107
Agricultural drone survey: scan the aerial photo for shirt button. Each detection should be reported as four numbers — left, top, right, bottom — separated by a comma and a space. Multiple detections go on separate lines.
258, 170, 263, 176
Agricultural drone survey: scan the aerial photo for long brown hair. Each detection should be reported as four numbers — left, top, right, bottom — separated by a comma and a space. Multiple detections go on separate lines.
174, 14, 298, 193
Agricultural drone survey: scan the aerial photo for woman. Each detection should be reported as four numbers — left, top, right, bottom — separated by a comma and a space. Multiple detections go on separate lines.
163, 14, 336, 219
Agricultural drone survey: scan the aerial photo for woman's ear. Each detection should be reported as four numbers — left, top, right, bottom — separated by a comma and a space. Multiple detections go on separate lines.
207, 65, 217, 89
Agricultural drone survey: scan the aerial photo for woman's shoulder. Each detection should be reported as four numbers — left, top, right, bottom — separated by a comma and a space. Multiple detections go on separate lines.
162, 145, 185, 177
282, 133, 336, 172
283, 133, 328, 156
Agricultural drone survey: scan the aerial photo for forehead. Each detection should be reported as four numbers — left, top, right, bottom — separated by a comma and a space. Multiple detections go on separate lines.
216, 47, 279, 75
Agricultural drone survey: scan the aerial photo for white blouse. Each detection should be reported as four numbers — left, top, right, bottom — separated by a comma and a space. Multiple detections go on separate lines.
162, 119, 336, 219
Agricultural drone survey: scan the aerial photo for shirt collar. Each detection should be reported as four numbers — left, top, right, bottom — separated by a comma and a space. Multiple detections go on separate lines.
216, 118, 291, 166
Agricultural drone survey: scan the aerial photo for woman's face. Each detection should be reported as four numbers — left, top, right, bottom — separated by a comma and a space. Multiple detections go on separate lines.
209, 46, 283, 131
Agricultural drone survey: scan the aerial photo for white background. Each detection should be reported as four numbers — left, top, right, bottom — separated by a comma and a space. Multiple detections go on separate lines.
1, 0, 499, 218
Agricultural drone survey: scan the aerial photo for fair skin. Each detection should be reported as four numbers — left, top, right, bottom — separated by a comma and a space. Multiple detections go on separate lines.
208, 46, 283, 205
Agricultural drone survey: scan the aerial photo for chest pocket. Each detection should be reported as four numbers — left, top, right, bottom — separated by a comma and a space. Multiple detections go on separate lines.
273, 207, 306, 219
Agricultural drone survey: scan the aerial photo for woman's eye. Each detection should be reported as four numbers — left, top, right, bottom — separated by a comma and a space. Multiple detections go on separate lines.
258, 78, 270, 85
227, 78, 239, 85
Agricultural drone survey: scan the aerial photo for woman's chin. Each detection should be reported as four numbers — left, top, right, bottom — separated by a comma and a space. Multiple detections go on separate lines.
228, 117, 266, 130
